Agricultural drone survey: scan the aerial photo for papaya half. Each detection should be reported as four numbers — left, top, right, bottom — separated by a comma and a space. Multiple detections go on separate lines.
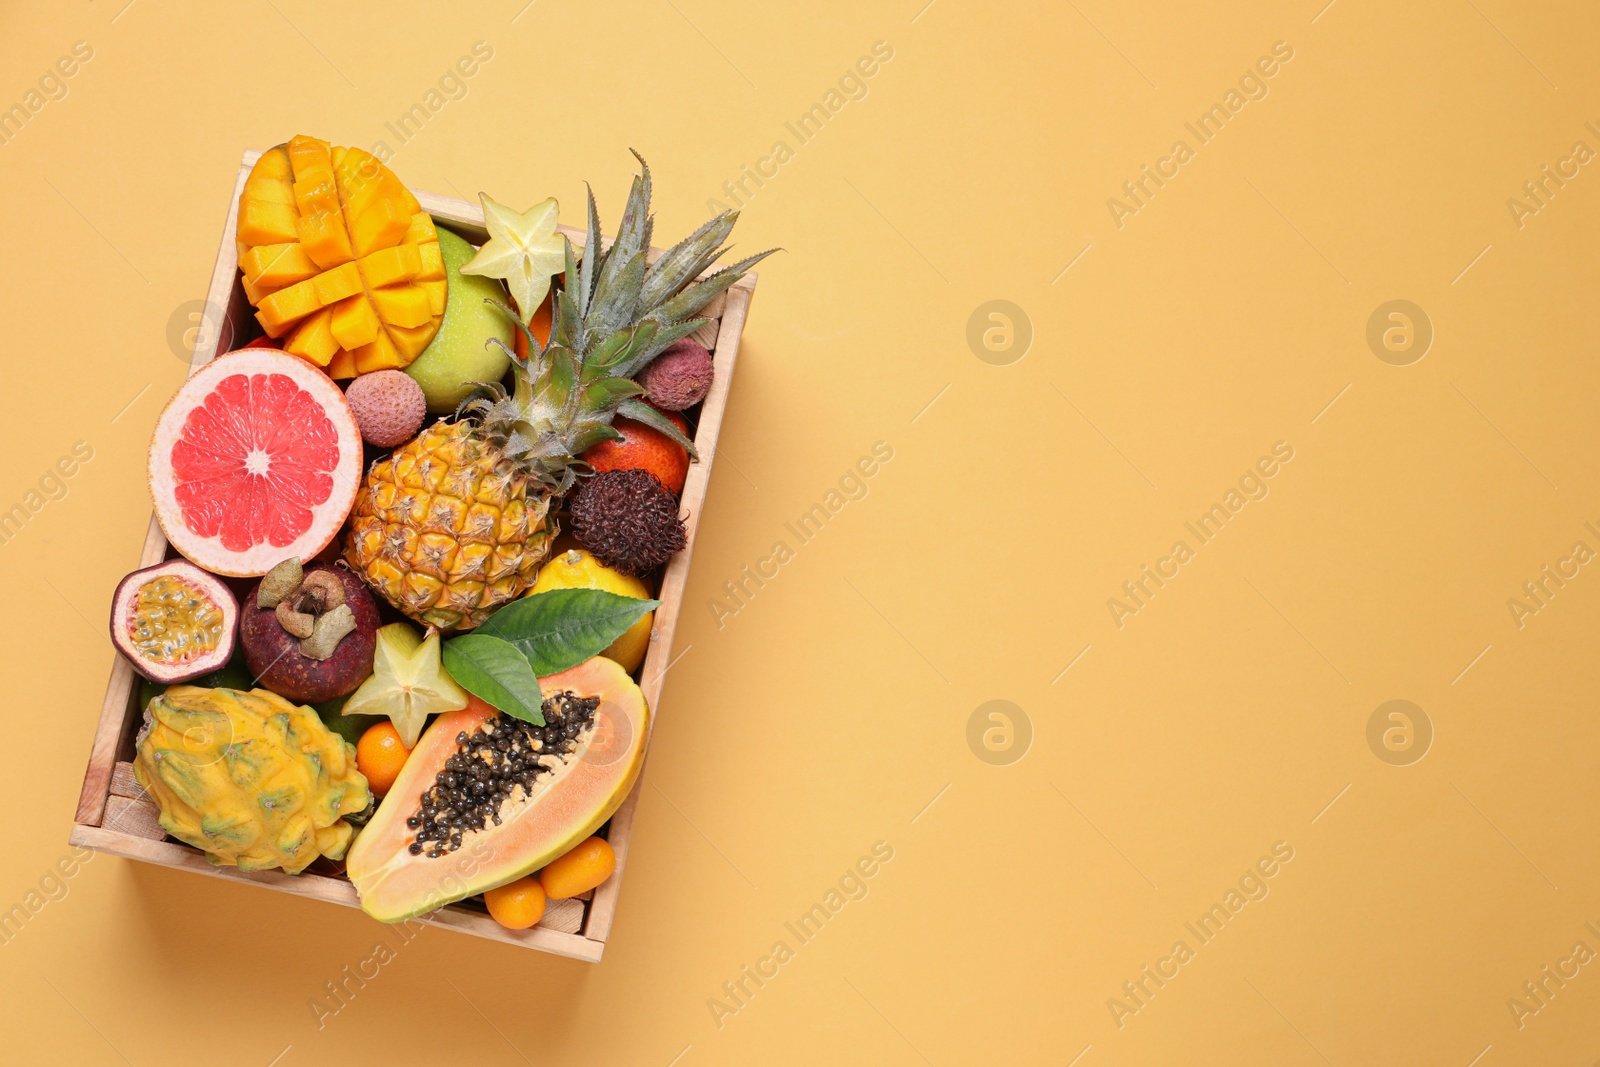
346, 656, 648, 923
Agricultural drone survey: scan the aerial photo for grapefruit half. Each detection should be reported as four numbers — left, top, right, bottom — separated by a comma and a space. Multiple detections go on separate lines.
149, 349, 363, 576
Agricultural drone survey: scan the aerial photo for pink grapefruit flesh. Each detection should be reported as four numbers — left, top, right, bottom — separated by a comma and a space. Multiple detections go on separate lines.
149, 349, 363, 576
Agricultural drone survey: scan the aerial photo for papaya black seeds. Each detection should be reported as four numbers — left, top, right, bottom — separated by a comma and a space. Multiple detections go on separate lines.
405, 693, 600, 859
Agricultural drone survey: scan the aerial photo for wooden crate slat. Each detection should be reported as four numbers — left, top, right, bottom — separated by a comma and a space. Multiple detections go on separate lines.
109, 761, 144, 800
73, 514, 168, 827
540, 897, 586, 935
102, 795, 166, 842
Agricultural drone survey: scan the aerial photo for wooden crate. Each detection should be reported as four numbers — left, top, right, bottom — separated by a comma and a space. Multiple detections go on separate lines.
70, 149, 756, 962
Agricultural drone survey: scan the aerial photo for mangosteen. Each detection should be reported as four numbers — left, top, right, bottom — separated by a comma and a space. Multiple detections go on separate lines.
239, 559, 379, 704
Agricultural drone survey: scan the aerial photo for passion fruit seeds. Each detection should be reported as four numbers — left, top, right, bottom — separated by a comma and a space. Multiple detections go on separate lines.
132, 576, 226, 663
109, 559, 239, 684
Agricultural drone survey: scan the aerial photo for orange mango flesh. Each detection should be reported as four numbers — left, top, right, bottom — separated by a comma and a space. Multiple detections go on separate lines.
345, 657, 649, 923
237, 135, 447, 376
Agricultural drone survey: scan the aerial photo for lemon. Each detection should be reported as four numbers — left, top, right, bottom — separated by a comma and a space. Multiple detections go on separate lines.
529, 549, 654, 673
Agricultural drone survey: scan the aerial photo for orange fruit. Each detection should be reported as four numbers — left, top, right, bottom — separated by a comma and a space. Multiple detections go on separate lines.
538, 836, 616, 900
484, 876, 546, 930
582, 409, 689, 495
355, 721, 411, 797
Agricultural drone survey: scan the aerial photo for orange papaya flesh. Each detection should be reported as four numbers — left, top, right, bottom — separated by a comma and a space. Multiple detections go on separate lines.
345, 656, 648, 923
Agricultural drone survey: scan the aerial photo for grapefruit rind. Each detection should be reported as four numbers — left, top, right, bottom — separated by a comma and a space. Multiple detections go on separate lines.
346, 657, 649, 923
149, 348, 363, 577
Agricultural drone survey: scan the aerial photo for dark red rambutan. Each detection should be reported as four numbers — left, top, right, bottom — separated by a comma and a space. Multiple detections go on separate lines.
570, 469, 688, 576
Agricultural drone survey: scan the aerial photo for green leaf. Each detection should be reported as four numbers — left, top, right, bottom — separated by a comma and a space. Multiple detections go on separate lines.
639, 211, 738, 309
440, 634, 544, 725
578, 185, 601, 313
584, 376, 646, 410
476, 588, 660, 676
617, 398, 698, 459
614, 318, 701, 380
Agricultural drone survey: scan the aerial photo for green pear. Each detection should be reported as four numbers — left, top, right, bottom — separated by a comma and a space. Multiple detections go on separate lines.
404, 227, 515, 413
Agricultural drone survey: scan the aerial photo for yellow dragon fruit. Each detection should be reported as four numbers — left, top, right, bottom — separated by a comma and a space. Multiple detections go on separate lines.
134, 686, 371, 874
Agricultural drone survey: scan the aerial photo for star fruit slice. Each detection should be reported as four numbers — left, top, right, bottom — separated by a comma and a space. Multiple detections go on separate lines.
342, 623, 468, 748
459, 194, 564, 323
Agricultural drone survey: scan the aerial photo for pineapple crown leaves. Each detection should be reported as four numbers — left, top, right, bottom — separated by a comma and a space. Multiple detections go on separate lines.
463, 150, 780, 487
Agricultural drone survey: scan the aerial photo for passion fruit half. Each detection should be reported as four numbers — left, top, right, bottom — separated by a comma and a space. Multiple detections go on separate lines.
109, 559, 239, 684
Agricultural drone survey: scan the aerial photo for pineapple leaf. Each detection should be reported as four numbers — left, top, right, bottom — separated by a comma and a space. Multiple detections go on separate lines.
617, 398, 698, 460
543, 348, 577, 413
582, 329, 635, 379
553, 289, 584, 354
563, 236, 580, 314
486, 297, 540, 365
568, 423, 626, 455
587, 250, 646, 340
612, 320, 660, 374
617, 151, 652, 257
502, 429, 535, 459
706, 246, 781, 285
485, 336, 525, 371
653, 248, 778, 322
614, 318, 703, 380
578, 186, 602, 312
584, 376, 647, 410
639, 211, 738, 309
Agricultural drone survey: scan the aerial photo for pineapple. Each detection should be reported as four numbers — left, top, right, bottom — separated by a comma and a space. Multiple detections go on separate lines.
346, 154, 774, 630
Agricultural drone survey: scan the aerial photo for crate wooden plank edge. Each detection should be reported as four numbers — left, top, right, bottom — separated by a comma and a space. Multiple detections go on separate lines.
72, 148, 758, 960
583, 279, 756, 946
67, 825, 601, 962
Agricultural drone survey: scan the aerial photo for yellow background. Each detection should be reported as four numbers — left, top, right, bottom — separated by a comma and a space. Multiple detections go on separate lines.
2, 1, 1598, 1063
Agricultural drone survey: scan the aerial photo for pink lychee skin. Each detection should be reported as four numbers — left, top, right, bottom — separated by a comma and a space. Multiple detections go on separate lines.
638, 340, 714, 411
344, 370, 427, 448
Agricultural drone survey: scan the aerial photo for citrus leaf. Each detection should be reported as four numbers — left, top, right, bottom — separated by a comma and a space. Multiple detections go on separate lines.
475, 588, 660, 676
440, 634, 544, 725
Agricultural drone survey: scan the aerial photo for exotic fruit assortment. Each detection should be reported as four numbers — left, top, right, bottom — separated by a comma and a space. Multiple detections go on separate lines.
104, 137, 771, 935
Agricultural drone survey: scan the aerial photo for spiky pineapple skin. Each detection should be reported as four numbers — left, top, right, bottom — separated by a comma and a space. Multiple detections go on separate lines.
345, 422, 553, 630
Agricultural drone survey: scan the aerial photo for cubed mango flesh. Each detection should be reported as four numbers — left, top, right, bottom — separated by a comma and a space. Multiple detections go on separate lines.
236, 137, 444, 374
330, 294, 382, 350
419, 279, 447, 316
353, 330, 404, 373
312, 261, 364, 306
284, 308, 338, 366
238, 200, 299, 246
241, 243, 319, 289
370, 285, 432, 329
351, 198, 412, 258
327, 347, 357, 379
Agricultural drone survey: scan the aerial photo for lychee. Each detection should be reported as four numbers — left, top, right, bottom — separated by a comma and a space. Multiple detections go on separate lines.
345, 370, 427, 448
638, 340, 714, 411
